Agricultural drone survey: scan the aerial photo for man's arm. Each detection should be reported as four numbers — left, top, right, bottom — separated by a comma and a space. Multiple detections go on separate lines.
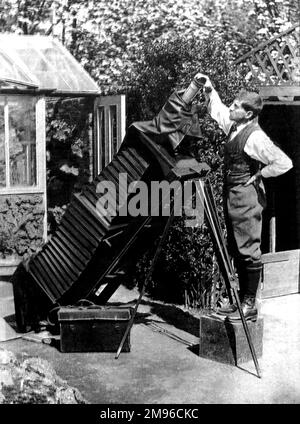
195, 73, 233, 135
244, 130, 293, 186
205, 87, 233, 136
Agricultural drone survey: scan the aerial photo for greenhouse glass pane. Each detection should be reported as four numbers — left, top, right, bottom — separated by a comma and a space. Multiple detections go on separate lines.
45, 47, 82, 91
0, 51, 34, 86
8, 97, 36, 187
49, 42, 99, 92
0, 35, 99, 93
0, 99, 5, 187
15, 47, 66, 90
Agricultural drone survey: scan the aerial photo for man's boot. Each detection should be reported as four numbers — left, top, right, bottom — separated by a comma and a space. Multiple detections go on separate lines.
228, 295, 257, 322
227, 262, 262, 322
217, 263, 246, 316
217, 302, 238, 315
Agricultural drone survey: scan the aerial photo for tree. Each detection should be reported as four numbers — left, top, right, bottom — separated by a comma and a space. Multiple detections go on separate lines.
0, 1, 297, 93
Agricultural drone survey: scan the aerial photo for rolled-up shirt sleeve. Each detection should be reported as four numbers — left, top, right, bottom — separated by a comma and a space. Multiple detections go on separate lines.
244, 130, 293, 178
206, 88, 233, 136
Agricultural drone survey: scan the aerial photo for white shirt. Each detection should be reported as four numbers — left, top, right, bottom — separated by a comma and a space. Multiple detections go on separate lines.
206, 88, 293, 178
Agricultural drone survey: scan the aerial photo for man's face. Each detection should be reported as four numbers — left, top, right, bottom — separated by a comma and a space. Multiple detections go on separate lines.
229, 99, 253, 123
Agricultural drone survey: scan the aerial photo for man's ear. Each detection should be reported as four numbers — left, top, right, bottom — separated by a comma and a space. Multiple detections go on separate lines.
245, 110, 254, 120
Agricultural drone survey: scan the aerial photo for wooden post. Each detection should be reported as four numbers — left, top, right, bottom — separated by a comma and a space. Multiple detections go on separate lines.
269, 216, 276, 253
36, 96, 47, 243
269, 190, 276, 253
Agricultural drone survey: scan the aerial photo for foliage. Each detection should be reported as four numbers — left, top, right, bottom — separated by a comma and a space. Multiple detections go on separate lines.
201, 0, 299, 57
0, 1, 297, 93
46, 97, 94, 217
45, 96, 95, 237
0, 195, 44, 259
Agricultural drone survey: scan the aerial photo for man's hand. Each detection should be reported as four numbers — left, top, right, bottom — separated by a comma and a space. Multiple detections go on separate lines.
244, 170, 262, 186
195, 73, 213, 93
194, 72, 208, 84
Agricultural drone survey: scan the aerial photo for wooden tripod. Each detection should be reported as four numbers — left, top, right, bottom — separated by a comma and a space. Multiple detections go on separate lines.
115, 176, 261, 378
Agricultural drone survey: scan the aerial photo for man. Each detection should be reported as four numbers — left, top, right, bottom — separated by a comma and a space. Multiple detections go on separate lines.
195, 73, 293, 321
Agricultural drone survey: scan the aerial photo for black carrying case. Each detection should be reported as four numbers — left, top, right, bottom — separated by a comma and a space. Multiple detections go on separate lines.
58, 306, 133, 353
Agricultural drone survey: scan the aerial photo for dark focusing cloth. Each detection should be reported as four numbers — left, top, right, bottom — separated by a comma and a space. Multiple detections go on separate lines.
131, 90, 202, 148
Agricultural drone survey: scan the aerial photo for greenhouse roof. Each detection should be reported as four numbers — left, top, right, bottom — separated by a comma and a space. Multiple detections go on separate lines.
0, 34, 100, 95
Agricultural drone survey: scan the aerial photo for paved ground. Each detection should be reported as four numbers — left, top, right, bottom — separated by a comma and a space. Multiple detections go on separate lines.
0, 280, 300, 404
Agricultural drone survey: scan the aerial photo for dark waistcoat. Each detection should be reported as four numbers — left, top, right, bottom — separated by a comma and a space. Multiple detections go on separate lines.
224, 121, 261, 185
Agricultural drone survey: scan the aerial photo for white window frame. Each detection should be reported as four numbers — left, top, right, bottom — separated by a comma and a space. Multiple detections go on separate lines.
94, 94, 126, 176
0, 94, 47, 241
0, 94, 46, 195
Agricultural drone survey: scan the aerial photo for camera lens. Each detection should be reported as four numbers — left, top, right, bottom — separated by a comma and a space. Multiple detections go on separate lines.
197, 76, 207, 84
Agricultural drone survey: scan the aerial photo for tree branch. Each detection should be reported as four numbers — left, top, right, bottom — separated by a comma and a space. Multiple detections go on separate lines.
28, 0, 48, 34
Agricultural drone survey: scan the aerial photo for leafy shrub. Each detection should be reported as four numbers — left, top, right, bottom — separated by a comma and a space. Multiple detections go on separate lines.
0, 195, 44, 259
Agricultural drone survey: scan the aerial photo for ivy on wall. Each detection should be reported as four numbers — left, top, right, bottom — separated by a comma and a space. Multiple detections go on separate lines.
0, 194, 44, 259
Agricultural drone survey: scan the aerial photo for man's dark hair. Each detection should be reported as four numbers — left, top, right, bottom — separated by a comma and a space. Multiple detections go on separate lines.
236, 90, 263, 119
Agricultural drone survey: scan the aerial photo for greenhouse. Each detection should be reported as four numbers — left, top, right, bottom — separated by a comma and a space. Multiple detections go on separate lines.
0, 34, 124, 272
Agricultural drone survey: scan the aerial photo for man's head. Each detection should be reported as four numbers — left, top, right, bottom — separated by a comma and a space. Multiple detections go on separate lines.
229, 90, 263, 123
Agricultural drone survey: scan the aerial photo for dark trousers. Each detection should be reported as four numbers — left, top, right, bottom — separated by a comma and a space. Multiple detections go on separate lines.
224, 177, 266, 299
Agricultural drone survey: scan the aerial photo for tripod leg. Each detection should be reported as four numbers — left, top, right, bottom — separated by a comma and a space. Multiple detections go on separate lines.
115, 211, 175, 359
231, 285, 261, 378
205, 182, 232, 261
115, 274, 147, 359
195, 179, 234, 302
197, 179, 261, 378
